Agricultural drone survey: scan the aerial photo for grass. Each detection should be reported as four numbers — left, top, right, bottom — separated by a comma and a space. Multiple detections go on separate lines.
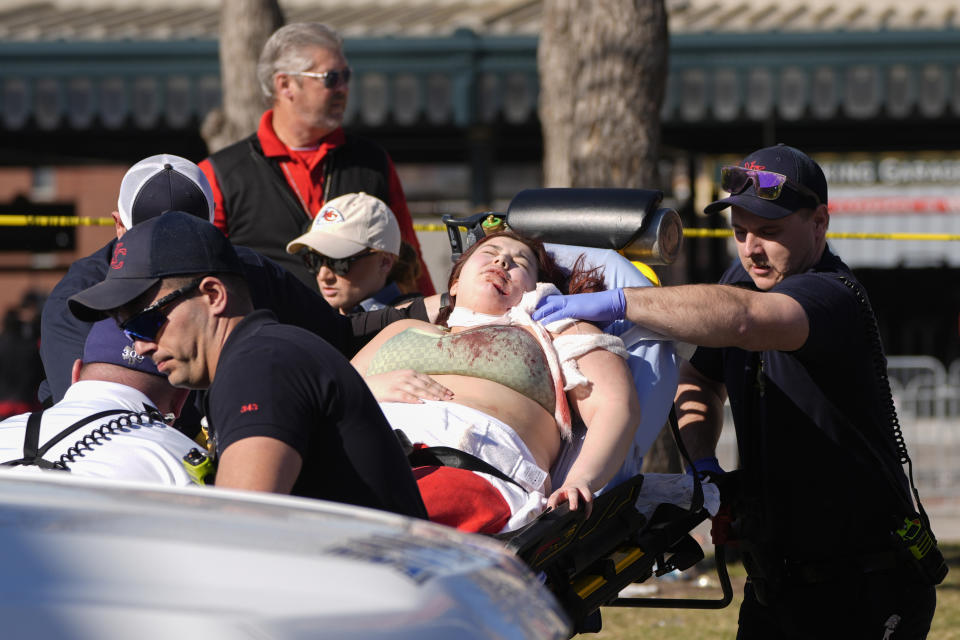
585, 544, 960, 639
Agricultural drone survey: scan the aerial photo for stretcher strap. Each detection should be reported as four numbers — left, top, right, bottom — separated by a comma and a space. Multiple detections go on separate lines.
667, 407, 704, 513
407, 445, 524, 491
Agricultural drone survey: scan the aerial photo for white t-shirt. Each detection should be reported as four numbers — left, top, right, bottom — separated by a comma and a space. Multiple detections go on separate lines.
0, 380, 197, 486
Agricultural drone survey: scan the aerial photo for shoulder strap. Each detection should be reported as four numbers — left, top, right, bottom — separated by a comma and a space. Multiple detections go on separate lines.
2, 408, 130, 470
22, 410, 45, 464
36, 409, 131, 458
764, 353, 914, 506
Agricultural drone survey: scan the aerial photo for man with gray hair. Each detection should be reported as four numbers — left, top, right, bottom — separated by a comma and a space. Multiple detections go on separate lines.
198, 22, 434, 295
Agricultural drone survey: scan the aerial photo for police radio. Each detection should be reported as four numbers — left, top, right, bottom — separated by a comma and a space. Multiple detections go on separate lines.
895, 516, 948, 585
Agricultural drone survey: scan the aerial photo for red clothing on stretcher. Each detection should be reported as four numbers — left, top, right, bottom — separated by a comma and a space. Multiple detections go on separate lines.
413, 465, 511, 535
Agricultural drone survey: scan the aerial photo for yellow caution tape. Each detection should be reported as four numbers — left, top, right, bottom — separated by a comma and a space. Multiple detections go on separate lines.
824, 231, 960, 241
682, 228, 960, 241
412, 223, 449, 232
3, 216, 958, 241
681, 228, 733, 238
0, 215, 114, 227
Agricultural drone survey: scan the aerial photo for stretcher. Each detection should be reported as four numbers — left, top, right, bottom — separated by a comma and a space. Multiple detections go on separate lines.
442, 188, 733, 634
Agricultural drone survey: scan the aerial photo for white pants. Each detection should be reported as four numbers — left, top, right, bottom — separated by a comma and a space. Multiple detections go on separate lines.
379, 401, 548, 532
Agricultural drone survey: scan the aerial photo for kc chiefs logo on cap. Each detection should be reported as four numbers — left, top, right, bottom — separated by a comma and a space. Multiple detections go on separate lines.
316, 205, 345, 225
110, 242, 127, 270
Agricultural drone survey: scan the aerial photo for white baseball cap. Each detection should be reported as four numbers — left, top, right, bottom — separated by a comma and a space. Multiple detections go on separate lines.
286, 192, 401, 259
117, 154, 215, 229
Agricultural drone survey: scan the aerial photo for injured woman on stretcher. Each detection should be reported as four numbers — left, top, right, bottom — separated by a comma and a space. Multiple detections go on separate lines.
351, 231, 642, 535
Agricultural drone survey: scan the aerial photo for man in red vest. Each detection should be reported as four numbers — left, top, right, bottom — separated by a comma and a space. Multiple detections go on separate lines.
199, 22, 434, 295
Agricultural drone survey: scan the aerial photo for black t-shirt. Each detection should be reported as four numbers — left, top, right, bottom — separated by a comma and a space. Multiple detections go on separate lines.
206, 310, 427, 520
690, 250, 908, 560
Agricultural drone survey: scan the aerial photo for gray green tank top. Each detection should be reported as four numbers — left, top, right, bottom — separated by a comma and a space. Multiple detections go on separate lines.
367, 326, 556, 413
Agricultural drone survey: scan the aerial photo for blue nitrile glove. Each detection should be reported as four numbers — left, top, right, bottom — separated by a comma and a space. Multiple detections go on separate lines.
686, 456, 725, 481
532, 289, 627, 326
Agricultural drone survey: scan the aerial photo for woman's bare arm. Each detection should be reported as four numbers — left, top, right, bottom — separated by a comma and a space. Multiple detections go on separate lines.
548, 322, 642, 515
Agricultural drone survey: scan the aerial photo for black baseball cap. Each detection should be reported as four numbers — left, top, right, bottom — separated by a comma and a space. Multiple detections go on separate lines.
704, 143, 828, 219
69, 211, 244, 321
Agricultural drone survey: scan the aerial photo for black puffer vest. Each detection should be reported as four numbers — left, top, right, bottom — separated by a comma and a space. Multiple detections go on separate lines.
208, 132, 391, 289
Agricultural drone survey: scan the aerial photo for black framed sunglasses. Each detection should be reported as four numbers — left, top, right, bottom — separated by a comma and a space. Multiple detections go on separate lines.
720, 166, 821, 206
302, 249, 375, 276
282, 67, 352, 89
119, 278, 204, 342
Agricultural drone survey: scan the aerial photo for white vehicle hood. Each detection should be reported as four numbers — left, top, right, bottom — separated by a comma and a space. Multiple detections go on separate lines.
0, 469, 570, 639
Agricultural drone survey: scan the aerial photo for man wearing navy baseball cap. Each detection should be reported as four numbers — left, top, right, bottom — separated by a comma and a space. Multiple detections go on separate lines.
69, 212, 427, 520
532, 144, 939, 636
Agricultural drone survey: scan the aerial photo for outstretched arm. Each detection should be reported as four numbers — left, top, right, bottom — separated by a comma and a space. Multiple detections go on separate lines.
535, 284, 809, 352
547, 323, 642, 515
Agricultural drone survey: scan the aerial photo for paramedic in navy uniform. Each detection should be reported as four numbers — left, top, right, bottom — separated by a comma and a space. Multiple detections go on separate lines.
533, 144, 938, 639
68, 211, 427, 519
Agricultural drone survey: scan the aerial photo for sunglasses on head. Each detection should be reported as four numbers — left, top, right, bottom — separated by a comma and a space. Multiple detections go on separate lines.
119, 277, 204, 342
302, 249, 375, 276
282, 67, 352, 90
720, 166, 821, 206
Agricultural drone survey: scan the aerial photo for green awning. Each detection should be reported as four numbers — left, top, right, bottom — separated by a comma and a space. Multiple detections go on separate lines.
3, 29, 960, 131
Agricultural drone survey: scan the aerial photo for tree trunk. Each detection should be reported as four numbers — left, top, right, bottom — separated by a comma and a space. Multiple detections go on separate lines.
540, 0, 678, 472
538, 0, 669, 189
201, 0, 285, 154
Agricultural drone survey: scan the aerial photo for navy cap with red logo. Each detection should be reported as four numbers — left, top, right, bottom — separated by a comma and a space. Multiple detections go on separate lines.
704, 143, 828, 219
68, 211, 244, 321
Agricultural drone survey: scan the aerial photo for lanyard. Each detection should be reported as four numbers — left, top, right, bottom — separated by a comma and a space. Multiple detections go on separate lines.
280, 160, 313, 216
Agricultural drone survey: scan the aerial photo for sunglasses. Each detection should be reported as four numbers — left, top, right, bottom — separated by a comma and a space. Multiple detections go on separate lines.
282, 67, 352, 89
302, 249, 375, 276
720, 166, 821, 206
119, 278, 203, 342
